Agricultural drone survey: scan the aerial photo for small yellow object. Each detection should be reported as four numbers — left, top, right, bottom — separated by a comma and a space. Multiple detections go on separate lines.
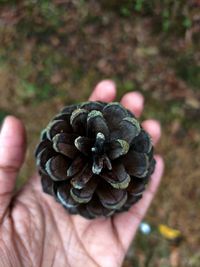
158, 224, 181, 240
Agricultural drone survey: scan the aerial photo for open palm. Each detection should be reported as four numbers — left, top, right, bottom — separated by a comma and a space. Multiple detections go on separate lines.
0, 80, 164, 267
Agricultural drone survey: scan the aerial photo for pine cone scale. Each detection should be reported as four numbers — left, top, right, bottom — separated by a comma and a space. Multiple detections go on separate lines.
70, 178, 98, 204
66, 155, 87, 178
57, 183, 79, 209
46, 155, 71, 181
74, 136, 94, 156
46, 120, 72, 141
70, 164, 93, 189
108, 139, 130, 160
52, 133, 78, 158
100, 163, 131, 189
97, 184, 128, 210
87, 110, 110, 139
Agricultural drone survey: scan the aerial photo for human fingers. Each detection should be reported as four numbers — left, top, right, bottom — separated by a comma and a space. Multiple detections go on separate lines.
89, 80, 116, 102
120, 91, 144, 118
0, 116, 26, 221
142, 119, 161, 145
120, 92, 161, 144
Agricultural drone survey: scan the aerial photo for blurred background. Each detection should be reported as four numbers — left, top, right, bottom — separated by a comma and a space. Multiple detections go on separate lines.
0, 0, 200, 266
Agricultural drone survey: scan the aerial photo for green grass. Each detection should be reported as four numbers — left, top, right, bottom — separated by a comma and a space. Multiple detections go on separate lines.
175, 53, 200, 89
101, 0, 193, 34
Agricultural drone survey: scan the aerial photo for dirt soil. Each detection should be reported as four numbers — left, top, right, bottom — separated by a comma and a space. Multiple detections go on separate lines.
0, 1, 200, 266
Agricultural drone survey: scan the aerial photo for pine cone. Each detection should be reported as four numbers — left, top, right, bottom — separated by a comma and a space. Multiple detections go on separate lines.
35, 101, 155, 219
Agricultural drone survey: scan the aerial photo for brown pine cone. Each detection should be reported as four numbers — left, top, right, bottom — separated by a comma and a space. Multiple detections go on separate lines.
35, 101, 155, 219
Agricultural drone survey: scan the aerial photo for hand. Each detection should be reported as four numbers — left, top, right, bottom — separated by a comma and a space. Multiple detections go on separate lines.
0, 80, 164, 267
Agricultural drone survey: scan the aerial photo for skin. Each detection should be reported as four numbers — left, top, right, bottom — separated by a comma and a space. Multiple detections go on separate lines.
0, 80, 164, 267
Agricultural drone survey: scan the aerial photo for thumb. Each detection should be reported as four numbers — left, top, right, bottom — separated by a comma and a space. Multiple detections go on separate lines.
0, 116, 26, 222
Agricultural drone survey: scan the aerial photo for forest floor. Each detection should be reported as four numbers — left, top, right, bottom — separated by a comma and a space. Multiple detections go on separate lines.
0, 1, 200, 266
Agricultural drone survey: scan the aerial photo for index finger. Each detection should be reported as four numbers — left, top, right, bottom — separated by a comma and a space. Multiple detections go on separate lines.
89, 80, 116, 102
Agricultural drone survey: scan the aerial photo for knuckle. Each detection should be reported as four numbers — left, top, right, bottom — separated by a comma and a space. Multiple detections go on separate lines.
0, 164, 20, 175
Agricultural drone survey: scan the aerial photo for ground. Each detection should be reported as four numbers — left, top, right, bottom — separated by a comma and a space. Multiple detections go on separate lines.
0, 1, 200, 266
